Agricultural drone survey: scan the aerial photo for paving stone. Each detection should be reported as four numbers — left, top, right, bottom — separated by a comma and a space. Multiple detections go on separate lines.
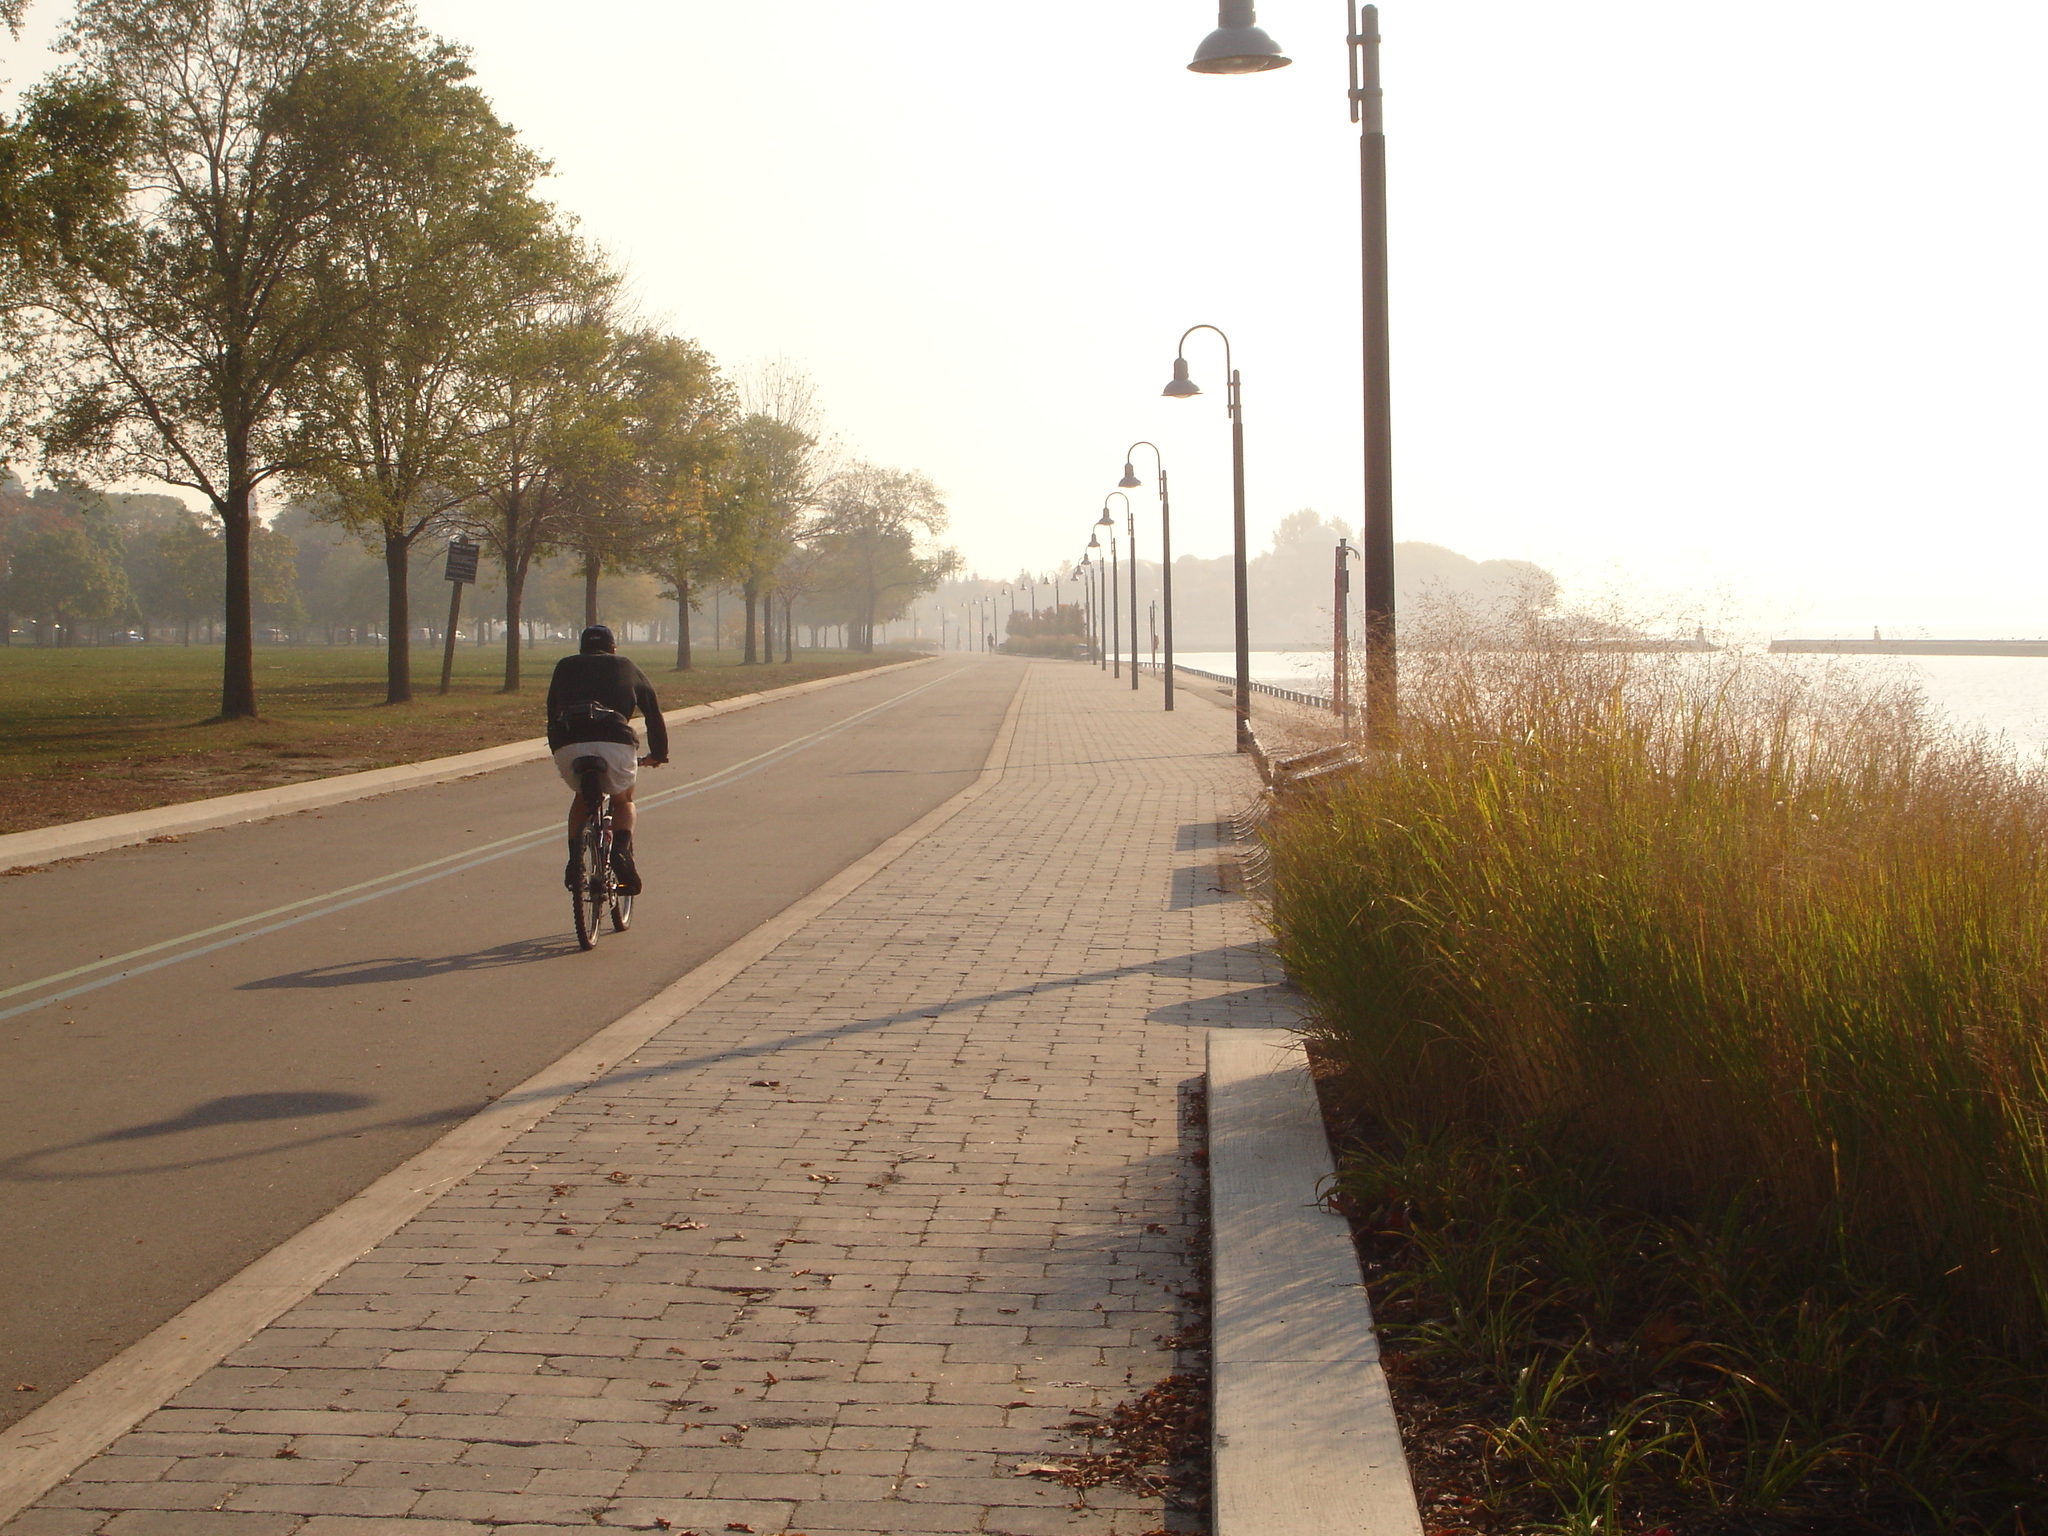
9, 665, 1288, 1536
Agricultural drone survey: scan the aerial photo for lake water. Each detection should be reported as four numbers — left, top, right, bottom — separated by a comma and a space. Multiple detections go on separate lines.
1175, 649, 2048, 757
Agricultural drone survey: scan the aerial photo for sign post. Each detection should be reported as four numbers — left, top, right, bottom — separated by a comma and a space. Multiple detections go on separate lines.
439, 538, 479, 695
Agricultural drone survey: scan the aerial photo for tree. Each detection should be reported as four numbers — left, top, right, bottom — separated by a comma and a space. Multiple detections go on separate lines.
3, 517, 129, 641
557, 328, 732, 639
817, 463, 955, 651
621, 336, 738, 671
287, 45, 554, 702
136, 513, 222, 643
30, 0, 494, 717
447, 255, 621, 691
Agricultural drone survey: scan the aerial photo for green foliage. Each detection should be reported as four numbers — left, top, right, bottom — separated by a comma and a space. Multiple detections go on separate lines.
27, 0, 503, 714
2, 515, 129, 632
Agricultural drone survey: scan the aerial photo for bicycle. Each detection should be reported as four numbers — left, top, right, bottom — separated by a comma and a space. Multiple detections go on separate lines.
569, 755, 634, 950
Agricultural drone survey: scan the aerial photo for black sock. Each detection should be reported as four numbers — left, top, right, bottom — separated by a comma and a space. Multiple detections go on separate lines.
613, 829, 635, 861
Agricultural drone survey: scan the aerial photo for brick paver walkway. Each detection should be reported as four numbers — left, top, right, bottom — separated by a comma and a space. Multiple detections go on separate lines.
10, 661, 1294, 1536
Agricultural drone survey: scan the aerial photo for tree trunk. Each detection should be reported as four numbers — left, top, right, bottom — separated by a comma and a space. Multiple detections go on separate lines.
673, 570, 692, 671
384, 530, 413, 704
583, 553, 600, 628
219, 484, 258, 717
742, 583, 759, 665
501, 575, 525, 692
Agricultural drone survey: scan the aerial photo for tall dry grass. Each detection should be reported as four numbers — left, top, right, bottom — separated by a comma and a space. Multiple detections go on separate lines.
1268, 613, 2048, 1340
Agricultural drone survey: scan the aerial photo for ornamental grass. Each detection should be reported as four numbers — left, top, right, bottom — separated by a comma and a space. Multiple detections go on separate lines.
1266, 617, 2048, 1524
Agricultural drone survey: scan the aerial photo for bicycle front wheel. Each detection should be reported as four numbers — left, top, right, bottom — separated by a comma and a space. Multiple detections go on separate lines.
573, 827, 607, 950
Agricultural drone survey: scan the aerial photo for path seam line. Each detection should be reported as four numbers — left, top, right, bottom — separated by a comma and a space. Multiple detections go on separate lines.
0, 662, 1028, 1527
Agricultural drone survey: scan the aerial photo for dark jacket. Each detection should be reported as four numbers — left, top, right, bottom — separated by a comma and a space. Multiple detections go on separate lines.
545, 653, 669, 760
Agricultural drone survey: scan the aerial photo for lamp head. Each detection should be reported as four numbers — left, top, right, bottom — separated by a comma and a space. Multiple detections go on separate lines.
1188, 2, 1290, 74
1162, 356, 1202, 399
1096, 507, 1113, 527
1118, 463, 1141, 489
1087, 531, 1101, 550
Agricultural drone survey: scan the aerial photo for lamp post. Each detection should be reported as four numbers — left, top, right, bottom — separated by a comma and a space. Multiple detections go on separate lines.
1333, 537, 1355, 725
1102, 494, 1136, 688
1095, 503, 1123, 681
1186, 0, 1395, 745
1084, 535, 1106, 669
1161, 323, 1252, 753
1120, 442, 1175, 709
1078, 553, 1094, 662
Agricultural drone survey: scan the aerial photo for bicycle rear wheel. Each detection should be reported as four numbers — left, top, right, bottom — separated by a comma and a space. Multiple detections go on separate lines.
609, 890, 633, 932
573, 825, 607, 950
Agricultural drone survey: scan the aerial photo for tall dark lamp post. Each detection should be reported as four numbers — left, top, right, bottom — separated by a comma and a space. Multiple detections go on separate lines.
1162, 324, 1252, 753
1120, 442, 1175, 709
1187, 0, 1395, 746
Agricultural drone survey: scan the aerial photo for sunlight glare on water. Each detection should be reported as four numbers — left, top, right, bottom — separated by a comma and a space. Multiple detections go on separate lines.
1176, 650, 2048, 758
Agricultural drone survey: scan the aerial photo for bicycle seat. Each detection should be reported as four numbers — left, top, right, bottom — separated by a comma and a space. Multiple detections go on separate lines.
571, 755, 606, 774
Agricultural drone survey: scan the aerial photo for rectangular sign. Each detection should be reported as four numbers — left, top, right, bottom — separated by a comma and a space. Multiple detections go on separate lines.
443, 539, 479, 585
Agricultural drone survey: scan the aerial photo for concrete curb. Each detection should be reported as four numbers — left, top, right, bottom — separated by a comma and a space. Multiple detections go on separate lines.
1207, 1028, 1422, 1535
0, 655, 936, 869
0, 662, 1028, 1529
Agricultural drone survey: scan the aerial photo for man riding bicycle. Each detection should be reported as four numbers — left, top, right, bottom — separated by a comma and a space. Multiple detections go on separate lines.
547, 625, 668, 896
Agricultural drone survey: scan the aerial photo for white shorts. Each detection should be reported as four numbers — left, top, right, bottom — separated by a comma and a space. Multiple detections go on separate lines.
554, 740, 639, 796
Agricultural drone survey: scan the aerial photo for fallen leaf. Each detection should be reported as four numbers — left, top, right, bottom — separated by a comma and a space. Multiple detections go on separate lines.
607, 1171, 632, 1184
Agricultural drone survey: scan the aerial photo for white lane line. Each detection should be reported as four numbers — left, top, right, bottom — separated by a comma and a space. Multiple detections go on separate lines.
0, 666, 964, 1023
0, 664, 1030, 1530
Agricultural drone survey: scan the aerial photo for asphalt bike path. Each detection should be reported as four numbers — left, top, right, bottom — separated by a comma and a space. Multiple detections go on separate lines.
0, 658, 1017, 1432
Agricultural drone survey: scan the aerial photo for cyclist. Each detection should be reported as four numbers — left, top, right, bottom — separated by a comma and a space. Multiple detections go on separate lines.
547, 625, 668, 896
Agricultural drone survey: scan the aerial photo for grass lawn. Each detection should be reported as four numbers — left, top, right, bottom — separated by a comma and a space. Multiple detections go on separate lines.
0, 641, 919, 835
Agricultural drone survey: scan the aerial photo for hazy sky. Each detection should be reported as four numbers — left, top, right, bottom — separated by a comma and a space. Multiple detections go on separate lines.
14, 2, 2048, 635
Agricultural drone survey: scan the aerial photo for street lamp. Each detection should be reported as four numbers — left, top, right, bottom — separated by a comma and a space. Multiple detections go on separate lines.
1095, 504, 1122, 681
1084, 533, 1106, 670
1103, 493, 1137, 690
1078, 552, 1094, 663
1120, 442, 1175, 710
1187, 0, 1290, 73
1161, 323, 1253, 753
1185, 0, 1396, 745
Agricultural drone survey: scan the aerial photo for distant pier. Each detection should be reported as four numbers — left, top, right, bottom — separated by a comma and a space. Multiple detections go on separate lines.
1769, 639, 2048, 657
